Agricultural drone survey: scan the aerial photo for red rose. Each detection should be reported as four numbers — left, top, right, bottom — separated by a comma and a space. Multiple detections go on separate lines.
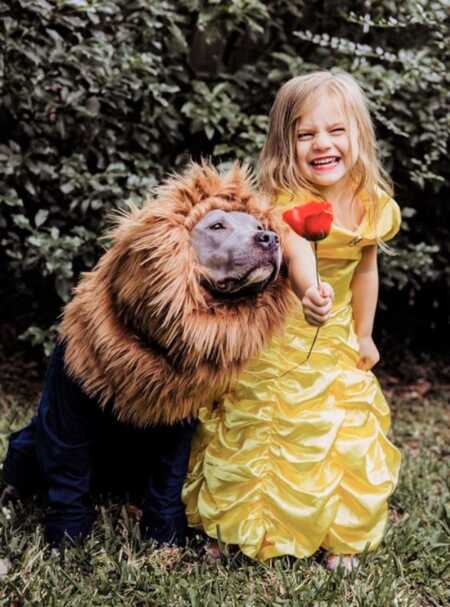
282, 201, 333, 241
280, 200, 334, 368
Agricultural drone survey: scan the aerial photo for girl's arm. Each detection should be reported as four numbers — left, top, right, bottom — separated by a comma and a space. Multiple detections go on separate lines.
284, 230, 333, 326
351, 244, 380, 370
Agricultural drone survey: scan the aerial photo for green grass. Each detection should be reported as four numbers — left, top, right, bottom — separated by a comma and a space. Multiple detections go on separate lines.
0, 376, 449, 607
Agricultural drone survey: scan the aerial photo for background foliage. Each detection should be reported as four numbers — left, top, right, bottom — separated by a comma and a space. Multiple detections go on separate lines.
0, 0, 448, 359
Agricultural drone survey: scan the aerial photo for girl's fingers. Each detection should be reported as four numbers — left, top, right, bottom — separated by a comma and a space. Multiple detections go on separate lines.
310, 305, 332, 319
304, 295, 332, 312
357, 357, 376, 371
305, 311, 329, 326
304, 300, 332, 323
320, 283, 334, 299
307, 289, 328, 306
305, 307, 329, 320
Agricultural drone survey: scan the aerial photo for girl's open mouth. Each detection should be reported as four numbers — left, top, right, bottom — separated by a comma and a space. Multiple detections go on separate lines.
309, 156, 341, 172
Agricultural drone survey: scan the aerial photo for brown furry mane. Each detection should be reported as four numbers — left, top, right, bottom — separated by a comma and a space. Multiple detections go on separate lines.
60, 162, 294, 427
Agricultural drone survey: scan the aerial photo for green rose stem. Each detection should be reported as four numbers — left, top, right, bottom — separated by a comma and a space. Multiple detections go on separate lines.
305, 241, 321, 362
279, 241, 321, 379
280, 201, 333, 380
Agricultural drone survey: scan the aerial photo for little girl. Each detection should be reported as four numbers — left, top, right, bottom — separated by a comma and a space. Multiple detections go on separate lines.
183, 70, 401, 569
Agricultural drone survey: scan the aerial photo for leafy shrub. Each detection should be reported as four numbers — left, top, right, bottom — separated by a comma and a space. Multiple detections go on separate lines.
0, 0, 448, 357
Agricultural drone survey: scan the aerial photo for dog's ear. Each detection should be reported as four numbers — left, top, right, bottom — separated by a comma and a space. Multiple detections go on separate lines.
177, 161, 223, 205
225, 162, 256, 205
196, 161, 223, 196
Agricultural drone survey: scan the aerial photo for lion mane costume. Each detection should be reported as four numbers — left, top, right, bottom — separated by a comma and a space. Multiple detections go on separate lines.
3, 162, 294, 547
60, 162, 293, 427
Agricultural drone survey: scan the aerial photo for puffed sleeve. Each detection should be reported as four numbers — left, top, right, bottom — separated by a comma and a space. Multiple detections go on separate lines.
377, 194, 401, 242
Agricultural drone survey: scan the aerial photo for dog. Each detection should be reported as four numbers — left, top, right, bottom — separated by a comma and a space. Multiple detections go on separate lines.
2, 162, 294, 547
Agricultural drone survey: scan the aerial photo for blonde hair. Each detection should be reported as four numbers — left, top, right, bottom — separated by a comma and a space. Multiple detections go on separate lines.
258, 70, 393, 233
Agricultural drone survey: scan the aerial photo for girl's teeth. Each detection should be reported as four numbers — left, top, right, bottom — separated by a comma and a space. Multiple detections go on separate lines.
312, 158, 338, 166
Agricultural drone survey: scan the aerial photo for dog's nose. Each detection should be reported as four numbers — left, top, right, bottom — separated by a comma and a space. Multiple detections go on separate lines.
254, 230, 279, 249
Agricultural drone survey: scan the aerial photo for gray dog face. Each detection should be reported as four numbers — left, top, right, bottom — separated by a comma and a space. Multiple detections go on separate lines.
190, 209, 281, 297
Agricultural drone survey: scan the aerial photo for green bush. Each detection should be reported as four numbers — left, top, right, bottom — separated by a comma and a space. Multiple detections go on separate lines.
0, 0, 448, 356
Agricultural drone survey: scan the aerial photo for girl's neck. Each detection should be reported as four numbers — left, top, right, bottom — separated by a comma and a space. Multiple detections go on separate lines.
317, 176, 354, 205
317, 178, 365, 232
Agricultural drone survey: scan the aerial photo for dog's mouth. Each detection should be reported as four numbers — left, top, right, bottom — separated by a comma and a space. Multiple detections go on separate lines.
205, 263, 279, 300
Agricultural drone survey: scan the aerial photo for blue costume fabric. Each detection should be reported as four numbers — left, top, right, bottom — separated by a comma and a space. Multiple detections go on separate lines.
3, 343, 197, 546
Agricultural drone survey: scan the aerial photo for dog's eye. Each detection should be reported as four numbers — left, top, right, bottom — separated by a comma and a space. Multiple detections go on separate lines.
209, 222, 225, 230
257, 225, 264, 231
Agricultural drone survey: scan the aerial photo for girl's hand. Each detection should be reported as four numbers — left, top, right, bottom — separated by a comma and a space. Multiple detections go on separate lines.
356, 336, 380, 371
302, 282, 334, 326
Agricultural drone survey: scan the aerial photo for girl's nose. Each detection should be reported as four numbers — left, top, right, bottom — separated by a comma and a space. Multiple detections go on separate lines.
313, 131, 332, 150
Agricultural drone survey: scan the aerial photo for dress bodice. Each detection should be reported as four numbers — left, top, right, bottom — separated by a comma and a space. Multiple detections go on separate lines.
274, 190, 401, 309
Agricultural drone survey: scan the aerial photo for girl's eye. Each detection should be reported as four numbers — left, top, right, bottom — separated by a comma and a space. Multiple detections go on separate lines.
209, 222, 225, 230
298, 132, 313, 140
331, 127, 345, 134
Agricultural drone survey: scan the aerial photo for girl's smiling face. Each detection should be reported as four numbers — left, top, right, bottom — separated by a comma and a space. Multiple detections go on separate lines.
295, 91, 358, 195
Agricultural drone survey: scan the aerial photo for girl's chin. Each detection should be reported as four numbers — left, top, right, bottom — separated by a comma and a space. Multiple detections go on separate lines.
310, 173, 347, 187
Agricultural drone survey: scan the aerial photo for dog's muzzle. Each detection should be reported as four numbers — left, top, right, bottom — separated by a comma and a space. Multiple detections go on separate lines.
254, 230, 279, 250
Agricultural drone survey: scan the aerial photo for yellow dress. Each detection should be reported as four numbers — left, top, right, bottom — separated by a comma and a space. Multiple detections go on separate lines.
182, 190, 402, 561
